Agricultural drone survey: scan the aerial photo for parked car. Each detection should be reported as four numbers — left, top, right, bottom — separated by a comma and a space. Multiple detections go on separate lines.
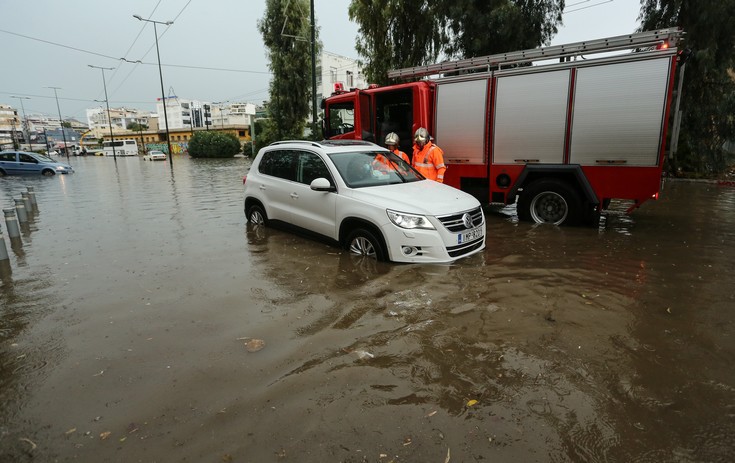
0, 150, 74, 176
143, 150, 167, 161
243, 140, 485, 263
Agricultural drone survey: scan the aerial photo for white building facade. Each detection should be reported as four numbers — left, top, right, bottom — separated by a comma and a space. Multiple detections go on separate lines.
316, 51, 366, 103
86, 106, 149, 137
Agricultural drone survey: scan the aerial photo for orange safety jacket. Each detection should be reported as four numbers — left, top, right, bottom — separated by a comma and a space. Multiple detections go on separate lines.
412, 141, 446, 182
373, 148, 410, 171
389, 147, 410, 164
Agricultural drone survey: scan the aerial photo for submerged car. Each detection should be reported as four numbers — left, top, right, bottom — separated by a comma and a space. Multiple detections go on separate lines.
143, 150, 166, 161
0, 150, 74, 176
243, 140, 485, 263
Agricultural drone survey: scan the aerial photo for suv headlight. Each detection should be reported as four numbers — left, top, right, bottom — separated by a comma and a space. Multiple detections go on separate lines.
387, 209, 435, 230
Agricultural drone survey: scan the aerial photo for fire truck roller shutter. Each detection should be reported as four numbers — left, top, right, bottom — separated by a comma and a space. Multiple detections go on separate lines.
493, 70, 570, 165
435, 79, 488, 164
569, 57, 672, 166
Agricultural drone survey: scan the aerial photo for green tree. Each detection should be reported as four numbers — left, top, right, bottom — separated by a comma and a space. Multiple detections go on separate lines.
187, 131, 241, 158
349, 0, 445, 85
258, 0, 320, 139
127, 122, 148, 132
348, 0, 564, 84
640, 0, 735, 174
441, 0, 564, 59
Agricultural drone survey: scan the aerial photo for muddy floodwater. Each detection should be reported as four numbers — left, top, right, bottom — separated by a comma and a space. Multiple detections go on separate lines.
1, 155, 733, 462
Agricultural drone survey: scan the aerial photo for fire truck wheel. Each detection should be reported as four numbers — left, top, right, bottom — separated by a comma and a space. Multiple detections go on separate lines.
518, 179, 581, 226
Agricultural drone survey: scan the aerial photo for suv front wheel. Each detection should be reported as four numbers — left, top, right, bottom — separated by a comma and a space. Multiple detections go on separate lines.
346, 228, 386, 261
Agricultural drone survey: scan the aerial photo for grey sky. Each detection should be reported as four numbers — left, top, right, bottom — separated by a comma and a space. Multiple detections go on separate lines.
1, 0, 642, 121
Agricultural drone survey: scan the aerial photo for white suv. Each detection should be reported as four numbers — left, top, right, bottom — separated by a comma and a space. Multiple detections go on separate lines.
243, 140, 485, 263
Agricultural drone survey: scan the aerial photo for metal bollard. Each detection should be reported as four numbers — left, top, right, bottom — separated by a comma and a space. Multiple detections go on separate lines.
3, 208, 20, 238
14, 198, 28, 223
21, 192, 32, 214
27, 186, 38, 207
0, 226, 9, 261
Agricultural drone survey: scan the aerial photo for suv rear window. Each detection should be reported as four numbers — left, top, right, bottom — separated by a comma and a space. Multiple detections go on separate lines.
259, 149, 334, 186
259, 150, 297, 181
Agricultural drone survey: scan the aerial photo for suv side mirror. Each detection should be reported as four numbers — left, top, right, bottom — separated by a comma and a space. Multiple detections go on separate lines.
310, 177, 335, 192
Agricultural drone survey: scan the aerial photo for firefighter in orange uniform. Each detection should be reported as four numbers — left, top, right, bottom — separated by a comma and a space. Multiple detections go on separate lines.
373, 132, 409, 172
384, 132, 409, 163
412, 127, 446, 182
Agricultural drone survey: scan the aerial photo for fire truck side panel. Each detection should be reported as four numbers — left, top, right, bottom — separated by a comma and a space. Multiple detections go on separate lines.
492, 70, 570, 164
569, 56, 673, 166
434, 79, 488, 164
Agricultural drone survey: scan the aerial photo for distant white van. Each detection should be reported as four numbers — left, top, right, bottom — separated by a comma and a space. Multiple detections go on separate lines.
103, 139, 139, 156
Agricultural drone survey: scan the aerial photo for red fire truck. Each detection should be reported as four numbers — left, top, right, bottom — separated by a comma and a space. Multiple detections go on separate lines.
322, 28, 686, 225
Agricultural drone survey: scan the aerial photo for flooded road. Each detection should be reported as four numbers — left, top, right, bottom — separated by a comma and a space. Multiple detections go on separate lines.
1, 155, 733, 462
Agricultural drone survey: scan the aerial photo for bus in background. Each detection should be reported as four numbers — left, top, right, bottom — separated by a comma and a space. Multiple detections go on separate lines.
103, 139, 139, 157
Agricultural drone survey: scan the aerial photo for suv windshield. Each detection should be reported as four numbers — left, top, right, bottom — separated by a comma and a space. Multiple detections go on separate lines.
329, 150, 423, 188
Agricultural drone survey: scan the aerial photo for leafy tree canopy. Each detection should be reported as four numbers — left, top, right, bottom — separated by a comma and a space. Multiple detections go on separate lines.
127, 122, 149, 132
258, 0, 320, 139
640, 0, 735, 174
349, 0, 565, 84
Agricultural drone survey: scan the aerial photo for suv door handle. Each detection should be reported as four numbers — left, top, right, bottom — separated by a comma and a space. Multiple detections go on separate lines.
290, 193, 299, 199
259, 185, 266, 190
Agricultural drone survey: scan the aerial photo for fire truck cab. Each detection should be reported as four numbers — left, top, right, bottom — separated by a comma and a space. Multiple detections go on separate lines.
322, 28, 686, 226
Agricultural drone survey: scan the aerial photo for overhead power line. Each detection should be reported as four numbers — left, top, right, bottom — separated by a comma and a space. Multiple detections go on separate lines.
0, 28, 271, 75
564, 0, 615, 14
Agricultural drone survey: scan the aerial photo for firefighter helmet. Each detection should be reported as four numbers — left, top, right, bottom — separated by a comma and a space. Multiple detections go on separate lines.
385, 132, 400, 146
414, 127, 429, 147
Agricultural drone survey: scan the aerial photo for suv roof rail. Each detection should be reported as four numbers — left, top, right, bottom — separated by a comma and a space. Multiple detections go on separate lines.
268, 139, 379, 148
269, 140, 323, 148
318, 139, 376, 147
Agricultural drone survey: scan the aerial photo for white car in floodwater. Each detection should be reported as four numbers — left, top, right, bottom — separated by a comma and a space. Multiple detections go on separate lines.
243, 140, 486, 263
143, 150, 167, 161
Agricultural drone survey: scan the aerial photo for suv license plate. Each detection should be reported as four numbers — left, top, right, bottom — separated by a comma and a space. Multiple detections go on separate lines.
458, 227, 482, 244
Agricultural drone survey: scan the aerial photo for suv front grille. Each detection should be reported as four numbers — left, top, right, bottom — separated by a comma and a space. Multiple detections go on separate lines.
437, 207, 484, 232
446, 237, 484, 257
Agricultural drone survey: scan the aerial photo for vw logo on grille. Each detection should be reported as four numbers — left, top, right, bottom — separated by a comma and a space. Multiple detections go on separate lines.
462, 213, 474, 229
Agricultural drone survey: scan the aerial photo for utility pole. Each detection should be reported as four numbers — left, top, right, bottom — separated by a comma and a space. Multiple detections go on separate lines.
89, 65, 117, 160
133, 14, 174, 166
47, 87, 70, 161
11, 96, 32, 151
310, 0, 317, 136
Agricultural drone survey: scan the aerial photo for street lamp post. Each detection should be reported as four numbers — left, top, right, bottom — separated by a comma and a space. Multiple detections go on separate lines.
89, 65, 117, 160
133, 14, 174, 165
47, 87, 70, 161
11, 96, 32, 151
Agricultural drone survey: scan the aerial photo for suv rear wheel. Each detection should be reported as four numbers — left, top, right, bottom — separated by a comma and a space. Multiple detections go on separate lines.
346, 228, 386, 261
247, 204, 268, 225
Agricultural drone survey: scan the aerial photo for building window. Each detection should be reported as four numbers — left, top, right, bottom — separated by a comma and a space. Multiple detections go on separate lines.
346, 70, 353, 87
239, 130, 245, 137
330, 67, 337, 83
